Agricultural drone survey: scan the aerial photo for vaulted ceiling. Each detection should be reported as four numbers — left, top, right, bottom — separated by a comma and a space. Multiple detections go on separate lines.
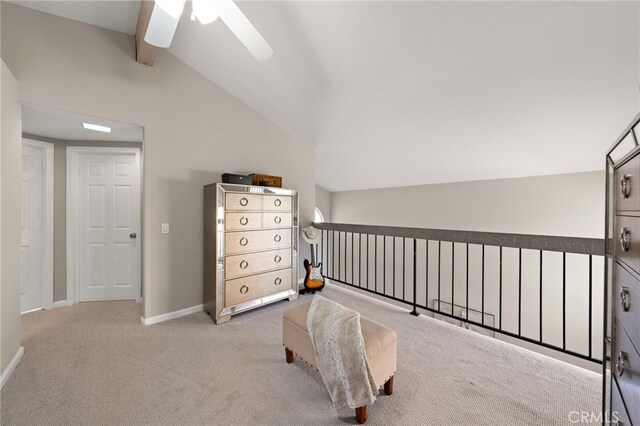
11, 1, 640, 191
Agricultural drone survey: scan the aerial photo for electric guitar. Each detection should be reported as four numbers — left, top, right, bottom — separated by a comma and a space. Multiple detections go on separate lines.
303, 244, 325, 292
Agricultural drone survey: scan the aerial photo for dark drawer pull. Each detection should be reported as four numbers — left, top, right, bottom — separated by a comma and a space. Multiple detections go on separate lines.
240, 260, 249, 269
620, 227, 630, 252
274, 255, 282, 263
615, 351, 628, 376
274, 216, 282, 224
240, 285, 249, 294
274, 277, 282, 286
274, 198, 282, 207
240, 216, 249, 226
274, 234, 282, 243
620, 287, 630, 312
621, 174, 631, 198
239, 237, 248, 246
240, 197, 249, 206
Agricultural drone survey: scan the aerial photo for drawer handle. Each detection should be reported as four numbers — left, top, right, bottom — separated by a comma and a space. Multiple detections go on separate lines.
621, 227, 630, 252
239, 197, 249, 206
239, 237, 248, 246
274, 255, 282, 263
240, 260, 249, 269
274, 277, 282, 286
616, 351, 628, 376
274, 216, 282, 224
240, 216, 249, 226
620, 286, 630, 312
621, 174, 631, 198
240, 285, 249, 294
274, 198, 282, 207
274, 234, 282, 243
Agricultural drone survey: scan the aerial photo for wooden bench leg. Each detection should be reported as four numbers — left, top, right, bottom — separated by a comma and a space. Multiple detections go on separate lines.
285, 348, 294, 364
355, 406, 367, 424
384, 375, 394, 395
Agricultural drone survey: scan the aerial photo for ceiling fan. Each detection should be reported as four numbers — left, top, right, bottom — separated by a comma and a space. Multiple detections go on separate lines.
144, 0, 273, 61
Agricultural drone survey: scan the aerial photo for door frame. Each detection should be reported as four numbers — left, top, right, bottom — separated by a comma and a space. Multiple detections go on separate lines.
21, 139, 54, 311
66, 146, 142, 304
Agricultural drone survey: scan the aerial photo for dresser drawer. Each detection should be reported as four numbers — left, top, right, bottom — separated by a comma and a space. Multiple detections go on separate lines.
225, 269, 292, 307
226, 193, 262, 211
225, 229, 291, 255
262, 212, 292, 229
612, 378, 632, 426
263, 195, 291, 212
614, 320, 640, 425
617, 155, 640, 211
615, 263, 640, 352
225, 248, 292, 279
225, 212, 261, 231
616, 215, 640, 274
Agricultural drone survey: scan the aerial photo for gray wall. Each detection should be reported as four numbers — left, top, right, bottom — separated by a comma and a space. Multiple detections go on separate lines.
1, 60, 22, 374
315, 184, 331, 223
331, 171, 604, 238
23, 134, 142, 302
1, 3, 316, 318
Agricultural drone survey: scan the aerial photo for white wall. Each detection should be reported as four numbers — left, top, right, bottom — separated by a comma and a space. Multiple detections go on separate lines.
1, 60, 23, 377
1, 3, 316, 318
328, 171, 605, 369
331, 171, 604, 238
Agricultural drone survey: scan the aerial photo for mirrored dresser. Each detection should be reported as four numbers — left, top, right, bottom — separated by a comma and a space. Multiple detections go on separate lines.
204, 183, 299, 324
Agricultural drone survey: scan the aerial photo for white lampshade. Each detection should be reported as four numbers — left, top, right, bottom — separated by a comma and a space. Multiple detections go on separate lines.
154, 0, 186, 19
144, 3, 181, 48
193, 0, 219, 25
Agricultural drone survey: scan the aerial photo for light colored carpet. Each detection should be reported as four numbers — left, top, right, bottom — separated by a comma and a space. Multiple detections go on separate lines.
1, 284, 600, 425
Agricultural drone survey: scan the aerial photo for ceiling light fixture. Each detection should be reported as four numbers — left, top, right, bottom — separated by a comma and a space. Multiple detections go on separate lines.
145, 0, 273, 61
82, 122, 112, 133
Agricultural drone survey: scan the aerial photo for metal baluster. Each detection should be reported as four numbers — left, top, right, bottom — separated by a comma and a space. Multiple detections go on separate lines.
411, 239, 419, 316
351, 232, 354, 285
403, 237, 406, 301
383, 236, 387, 295
358, 233, 362, 287
539, 250, 543, 343
452, 243, 455, 315
466, 244, 469, 322
518, 248, 522, 337
589, 255, 593, 358
426, 240, 429, 309
338, 231, 341, 281
563, 252, 566, 350
481, 245, 485, 325
438, 241, 442, 312
499, 247, 503, 330
375, 235, 378, 293
393, 237, 396, 298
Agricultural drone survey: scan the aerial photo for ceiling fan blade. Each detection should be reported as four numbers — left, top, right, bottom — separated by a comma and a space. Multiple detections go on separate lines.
144, 1, 183, 48
217, 0, 273, 61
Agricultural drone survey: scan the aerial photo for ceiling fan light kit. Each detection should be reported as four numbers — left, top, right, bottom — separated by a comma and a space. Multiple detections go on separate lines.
145, 0, 273, 61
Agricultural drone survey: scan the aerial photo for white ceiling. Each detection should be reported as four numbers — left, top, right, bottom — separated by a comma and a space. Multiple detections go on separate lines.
23, 104, 144, 142
12, 1, 640, 191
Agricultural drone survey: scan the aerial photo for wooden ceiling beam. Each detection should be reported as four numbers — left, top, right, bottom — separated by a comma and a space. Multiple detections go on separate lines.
135, 0, 156, 66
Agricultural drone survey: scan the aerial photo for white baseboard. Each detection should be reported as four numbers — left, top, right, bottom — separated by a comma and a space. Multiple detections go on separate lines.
1, 346, 24, 390
141, 304, 203, 326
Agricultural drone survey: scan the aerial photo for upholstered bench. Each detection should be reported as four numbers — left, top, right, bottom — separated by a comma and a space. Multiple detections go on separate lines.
283, 302, 397, 424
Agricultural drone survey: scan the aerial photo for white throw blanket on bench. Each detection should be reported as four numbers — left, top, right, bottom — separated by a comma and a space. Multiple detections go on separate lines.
306, 296, 377, 410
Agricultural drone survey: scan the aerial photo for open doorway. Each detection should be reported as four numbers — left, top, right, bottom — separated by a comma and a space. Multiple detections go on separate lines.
21, 104, 144, 309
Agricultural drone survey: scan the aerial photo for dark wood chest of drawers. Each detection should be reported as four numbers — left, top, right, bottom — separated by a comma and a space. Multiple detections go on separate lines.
606, 113, 640, 425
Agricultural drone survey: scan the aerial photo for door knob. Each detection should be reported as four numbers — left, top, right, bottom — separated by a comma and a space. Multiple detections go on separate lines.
130, 233, 137, 239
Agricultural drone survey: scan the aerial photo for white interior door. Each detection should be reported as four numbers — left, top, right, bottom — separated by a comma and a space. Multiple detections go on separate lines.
74, 148, 141, 302
21, 144, 45, 313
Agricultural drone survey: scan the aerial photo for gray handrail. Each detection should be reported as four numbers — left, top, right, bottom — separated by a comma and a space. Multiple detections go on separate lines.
313, 222, 604, 255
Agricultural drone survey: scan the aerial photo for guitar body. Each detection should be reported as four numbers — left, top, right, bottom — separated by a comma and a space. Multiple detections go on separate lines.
303, 259, 325, 292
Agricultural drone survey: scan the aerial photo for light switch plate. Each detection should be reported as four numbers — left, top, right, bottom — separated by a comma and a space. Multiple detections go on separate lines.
161, 223, 170, 234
